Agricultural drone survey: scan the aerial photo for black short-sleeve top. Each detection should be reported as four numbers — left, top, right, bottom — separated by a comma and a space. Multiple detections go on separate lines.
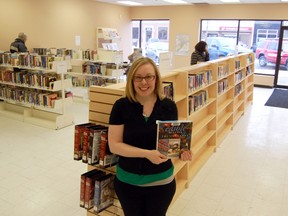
109, 97, 178, 175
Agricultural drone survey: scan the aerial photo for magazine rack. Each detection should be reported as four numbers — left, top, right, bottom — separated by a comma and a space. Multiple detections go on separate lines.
86, 52, 254, 215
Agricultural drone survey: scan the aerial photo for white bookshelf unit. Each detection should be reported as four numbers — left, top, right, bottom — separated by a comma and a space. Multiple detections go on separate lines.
0, 55, 74, 129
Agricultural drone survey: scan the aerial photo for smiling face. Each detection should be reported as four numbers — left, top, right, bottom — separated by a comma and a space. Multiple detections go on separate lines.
133, 63, 156, 99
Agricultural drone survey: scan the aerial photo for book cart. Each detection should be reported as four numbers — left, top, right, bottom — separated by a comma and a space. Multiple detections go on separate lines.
0, 53, 74, 129
85, 52, 254, 215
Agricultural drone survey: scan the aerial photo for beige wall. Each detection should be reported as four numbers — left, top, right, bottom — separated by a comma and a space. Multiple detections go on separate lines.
1, 1, 288, 67
130, 4, 288, 68
0, 0, 132, 60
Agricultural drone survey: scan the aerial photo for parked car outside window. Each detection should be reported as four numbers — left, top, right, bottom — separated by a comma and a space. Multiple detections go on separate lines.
145, 42, 169, 63
206, 37, 251, 60
255, 39, 288, 70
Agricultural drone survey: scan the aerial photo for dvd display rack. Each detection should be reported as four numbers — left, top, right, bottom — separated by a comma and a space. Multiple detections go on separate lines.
0, 52, 74, 129
85, 52, 254, 215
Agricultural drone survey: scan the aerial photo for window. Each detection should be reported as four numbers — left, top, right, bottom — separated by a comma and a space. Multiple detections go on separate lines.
267, 41, 278, 50
158, 27, 168, 40
131, 20, 170, 64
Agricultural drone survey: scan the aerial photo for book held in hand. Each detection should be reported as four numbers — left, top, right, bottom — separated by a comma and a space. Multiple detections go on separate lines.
156, 120, 193, 158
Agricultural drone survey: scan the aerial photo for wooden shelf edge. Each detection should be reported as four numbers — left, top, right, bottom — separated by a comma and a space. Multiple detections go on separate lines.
188, 146, 215, 182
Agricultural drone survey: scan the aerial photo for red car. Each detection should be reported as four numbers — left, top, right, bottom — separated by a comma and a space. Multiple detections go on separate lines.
255, 39, 288, 70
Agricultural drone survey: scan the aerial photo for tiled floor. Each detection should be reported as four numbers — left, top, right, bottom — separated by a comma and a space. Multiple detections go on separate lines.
1, 87, 288, 216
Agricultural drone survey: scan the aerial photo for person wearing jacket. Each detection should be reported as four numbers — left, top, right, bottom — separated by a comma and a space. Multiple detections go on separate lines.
190, 41, 209, 65
108, 57, 192, 216
10, 32, 28, 53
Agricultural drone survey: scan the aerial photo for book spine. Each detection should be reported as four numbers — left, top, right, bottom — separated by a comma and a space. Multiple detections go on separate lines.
91, 131, 102, 165
74, 126, 82, 160
93, 178, 101, 213
87, 131, 94, 164
80, 175, 86, 207
84, 177, 93, 209
82, 128, 90, 163
99, 132, 108, 166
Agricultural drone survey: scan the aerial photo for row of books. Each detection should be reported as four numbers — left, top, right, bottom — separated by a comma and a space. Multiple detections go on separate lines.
56, 48, 97, 60
235, 70, 244, 83
0, 85, 71, 107
218, 64, 229, 79
218, 78, 229, 94
81, 62, 118, 75
82, 62, 105, 75
188, 90, 209, 115
188, 70, 213, 92
0, 70, 59, 90
80, 169, 117, 213
74, 123, 118, 167
67, 75, 117, 87
1, 48, 97, 64
0, 52, 58, 69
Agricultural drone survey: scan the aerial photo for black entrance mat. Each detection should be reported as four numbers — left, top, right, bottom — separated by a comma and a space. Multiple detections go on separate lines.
265, 88, 288, 109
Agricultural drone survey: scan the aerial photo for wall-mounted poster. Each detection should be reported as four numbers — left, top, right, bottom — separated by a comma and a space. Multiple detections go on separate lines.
175, 34, 190, 56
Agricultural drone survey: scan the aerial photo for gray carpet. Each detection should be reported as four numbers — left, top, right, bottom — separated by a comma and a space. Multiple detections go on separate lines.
265, 88, 288, 109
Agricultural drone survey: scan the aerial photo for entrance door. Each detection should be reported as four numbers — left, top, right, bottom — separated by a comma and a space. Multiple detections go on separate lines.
275, 26, 288, 88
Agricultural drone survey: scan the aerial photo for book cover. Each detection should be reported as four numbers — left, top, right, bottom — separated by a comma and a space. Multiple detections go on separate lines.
162, 81, 174, 101
99, 131, 118, 167
156, 120, 193, 158
93, 173, 115, 213
88, 125, 108, 165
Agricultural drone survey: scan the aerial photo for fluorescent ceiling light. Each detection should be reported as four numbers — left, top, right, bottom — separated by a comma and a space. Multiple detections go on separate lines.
220, 0, 240, 2
163, 0, 189, 4
117, 1, 143, 5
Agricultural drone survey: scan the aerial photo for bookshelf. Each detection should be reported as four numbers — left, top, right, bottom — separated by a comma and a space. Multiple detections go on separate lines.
85, 53, 254, 215
0, 55, 74, 129
67, 50, 125, 102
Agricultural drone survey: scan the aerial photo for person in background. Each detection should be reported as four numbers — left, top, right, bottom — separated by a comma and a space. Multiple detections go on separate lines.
10, 32, 28, 53
128, 48, 142, 64
108, 57, 192, 216
190, 41, 209, 65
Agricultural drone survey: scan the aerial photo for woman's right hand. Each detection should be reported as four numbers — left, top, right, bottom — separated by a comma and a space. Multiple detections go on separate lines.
145, 150, 168, 164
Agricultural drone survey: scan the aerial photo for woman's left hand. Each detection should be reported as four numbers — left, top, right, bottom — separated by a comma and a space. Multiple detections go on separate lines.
180, 150, 193, 161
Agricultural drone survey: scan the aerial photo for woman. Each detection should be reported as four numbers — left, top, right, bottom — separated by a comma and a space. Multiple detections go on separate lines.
190, 41, 209, 65
108, 57, 192, 216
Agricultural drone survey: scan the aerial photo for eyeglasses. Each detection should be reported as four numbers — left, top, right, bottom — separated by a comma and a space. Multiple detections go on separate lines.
133, 75, 156, 82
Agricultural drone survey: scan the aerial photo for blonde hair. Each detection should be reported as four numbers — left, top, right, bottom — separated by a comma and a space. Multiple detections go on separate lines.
125, 57, 164, 102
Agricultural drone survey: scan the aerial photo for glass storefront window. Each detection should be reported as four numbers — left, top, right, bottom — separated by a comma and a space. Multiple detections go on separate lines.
131, 20, 169, 64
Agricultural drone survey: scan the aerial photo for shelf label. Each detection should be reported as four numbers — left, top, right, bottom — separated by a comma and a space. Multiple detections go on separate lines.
55, 61, 68, 74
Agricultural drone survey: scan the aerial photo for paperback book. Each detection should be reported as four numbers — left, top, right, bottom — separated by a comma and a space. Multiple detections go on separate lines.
156, 120, 193, 158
